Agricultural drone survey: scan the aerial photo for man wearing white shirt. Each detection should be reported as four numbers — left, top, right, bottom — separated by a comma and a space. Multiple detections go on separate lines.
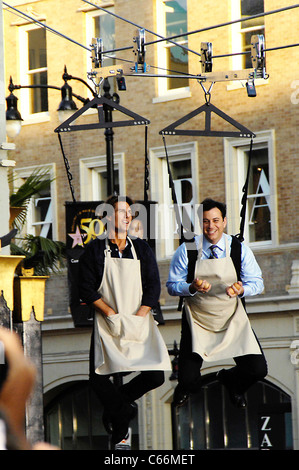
167, 198, 267, 409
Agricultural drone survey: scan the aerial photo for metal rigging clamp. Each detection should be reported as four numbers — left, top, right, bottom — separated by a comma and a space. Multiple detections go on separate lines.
133, 28, 147, 73
196, 34, 268, 98
91, 37, 103, 69
250, 34, 266, 79
201, 42, 213, 73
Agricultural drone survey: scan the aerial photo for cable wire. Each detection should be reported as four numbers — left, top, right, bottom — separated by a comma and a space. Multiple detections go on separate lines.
3, 2, 91, 52
81, 0, 201, 57
145, 3, 299, 46
4, 1, 299, 81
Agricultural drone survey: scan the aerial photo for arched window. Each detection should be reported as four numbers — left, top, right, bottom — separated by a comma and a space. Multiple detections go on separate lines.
172, 374, 293, 450
44, 381, 139, 450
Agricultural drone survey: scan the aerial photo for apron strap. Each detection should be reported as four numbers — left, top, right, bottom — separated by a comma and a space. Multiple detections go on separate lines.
104, 236, 138, 259
224, 237, 230, 258
127, 236, 137, 260
104, 237, 112, 257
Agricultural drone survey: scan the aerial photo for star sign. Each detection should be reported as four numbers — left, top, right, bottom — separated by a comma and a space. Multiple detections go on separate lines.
68, 226, 85, 248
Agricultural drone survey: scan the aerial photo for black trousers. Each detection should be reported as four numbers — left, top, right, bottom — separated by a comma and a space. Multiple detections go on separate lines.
89, 332, 165, 416
178, 311, 268, 395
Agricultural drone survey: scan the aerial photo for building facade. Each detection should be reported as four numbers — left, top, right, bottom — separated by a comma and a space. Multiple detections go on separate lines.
3, 0, 299, 450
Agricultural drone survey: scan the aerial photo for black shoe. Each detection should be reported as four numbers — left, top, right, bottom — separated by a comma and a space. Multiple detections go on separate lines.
217, 369, 247, 409
173, 385, 189, 407
111, 402, 138, 444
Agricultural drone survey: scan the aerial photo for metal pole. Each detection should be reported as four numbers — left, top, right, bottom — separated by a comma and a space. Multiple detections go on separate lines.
103, 78, 114, 196
0, 0, 14, 255
1, 4, 45, 446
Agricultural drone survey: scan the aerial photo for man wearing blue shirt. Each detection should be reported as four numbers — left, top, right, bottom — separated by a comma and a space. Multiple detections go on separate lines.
167, 198, 267, 408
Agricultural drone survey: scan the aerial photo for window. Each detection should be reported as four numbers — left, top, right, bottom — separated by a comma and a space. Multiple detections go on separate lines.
173, 375, 293, 450
80, 154, 124, 201
45, 382, 139, 450
86, 7, 116, 93
150, 142, 198, 259
231, 0, 265, 70
224, 131, 277, 247
12, 165, 56, 241
29, 180, 52, 238
155, 0, 189, 100
19, 25, 48, 116
246, 148, 271, 243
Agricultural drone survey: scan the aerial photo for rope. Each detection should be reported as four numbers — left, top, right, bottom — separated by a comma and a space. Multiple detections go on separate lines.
57, 133, 76, 203
162, 135, 184, 244
143, 125, 149, 203
236, 136, 254, 242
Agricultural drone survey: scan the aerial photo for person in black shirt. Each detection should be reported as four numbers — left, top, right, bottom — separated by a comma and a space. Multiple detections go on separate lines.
79, 195, 170, 446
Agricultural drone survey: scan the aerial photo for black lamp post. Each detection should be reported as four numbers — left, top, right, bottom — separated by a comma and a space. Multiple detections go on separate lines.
103, 77, 120, 196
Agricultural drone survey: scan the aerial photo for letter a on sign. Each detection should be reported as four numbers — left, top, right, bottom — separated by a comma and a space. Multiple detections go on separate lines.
260, 433, 272, 448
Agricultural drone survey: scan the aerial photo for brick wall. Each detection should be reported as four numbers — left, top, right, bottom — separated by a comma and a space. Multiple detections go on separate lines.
3, 0, 299, 315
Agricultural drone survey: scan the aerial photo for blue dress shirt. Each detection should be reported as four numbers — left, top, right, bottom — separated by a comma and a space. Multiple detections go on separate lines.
166, 234, 264, 298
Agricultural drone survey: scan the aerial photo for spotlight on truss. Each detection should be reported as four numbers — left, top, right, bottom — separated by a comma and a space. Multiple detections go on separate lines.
116, 76, 126, 91
246, 79, 256, 97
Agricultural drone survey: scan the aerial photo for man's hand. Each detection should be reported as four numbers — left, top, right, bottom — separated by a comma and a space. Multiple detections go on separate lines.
93, 298, 116, 317
189, 278, 211, 294
136, 305, 151, 317
226, 281, 244, 297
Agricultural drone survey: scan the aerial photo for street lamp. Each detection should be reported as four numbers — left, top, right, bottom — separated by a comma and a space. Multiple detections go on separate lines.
5, 78, 23, 139
57, 77, 78, 123
5, 67, 85, 137
6, 66, 149, 201
5, 68, 121, 196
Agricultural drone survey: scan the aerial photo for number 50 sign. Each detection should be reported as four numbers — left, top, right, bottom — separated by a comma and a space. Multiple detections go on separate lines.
80, 218, 105, 245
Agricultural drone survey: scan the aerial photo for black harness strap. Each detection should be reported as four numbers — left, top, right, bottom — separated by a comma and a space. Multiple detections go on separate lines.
57, 132, 76, 203
186, 236, 241, 281
143, 125, 149, 202
236, 136, 254, 242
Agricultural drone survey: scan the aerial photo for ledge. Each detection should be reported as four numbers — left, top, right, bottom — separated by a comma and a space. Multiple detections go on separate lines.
41, 314, 75, 332
245, 294, 299, 314
40, 294, 299, 332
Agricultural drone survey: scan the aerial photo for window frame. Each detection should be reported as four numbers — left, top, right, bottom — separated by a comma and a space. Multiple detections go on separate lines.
18, 23, 49, 121
228, 0, 266, 92
85, 6, 116, 86
224, 130, 277, 248
79, 153, 125, 201
231, 0, 265, 71
149, 141, 199, 260
11, 163, 57, 241
154, 0, 191, 103
44, 381, 139, 450
172, 375, 293, 450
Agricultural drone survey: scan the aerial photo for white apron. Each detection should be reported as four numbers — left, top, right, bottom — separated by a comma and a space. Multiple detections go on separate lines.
94, 237, 171, 374
184, 237, 261, 362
